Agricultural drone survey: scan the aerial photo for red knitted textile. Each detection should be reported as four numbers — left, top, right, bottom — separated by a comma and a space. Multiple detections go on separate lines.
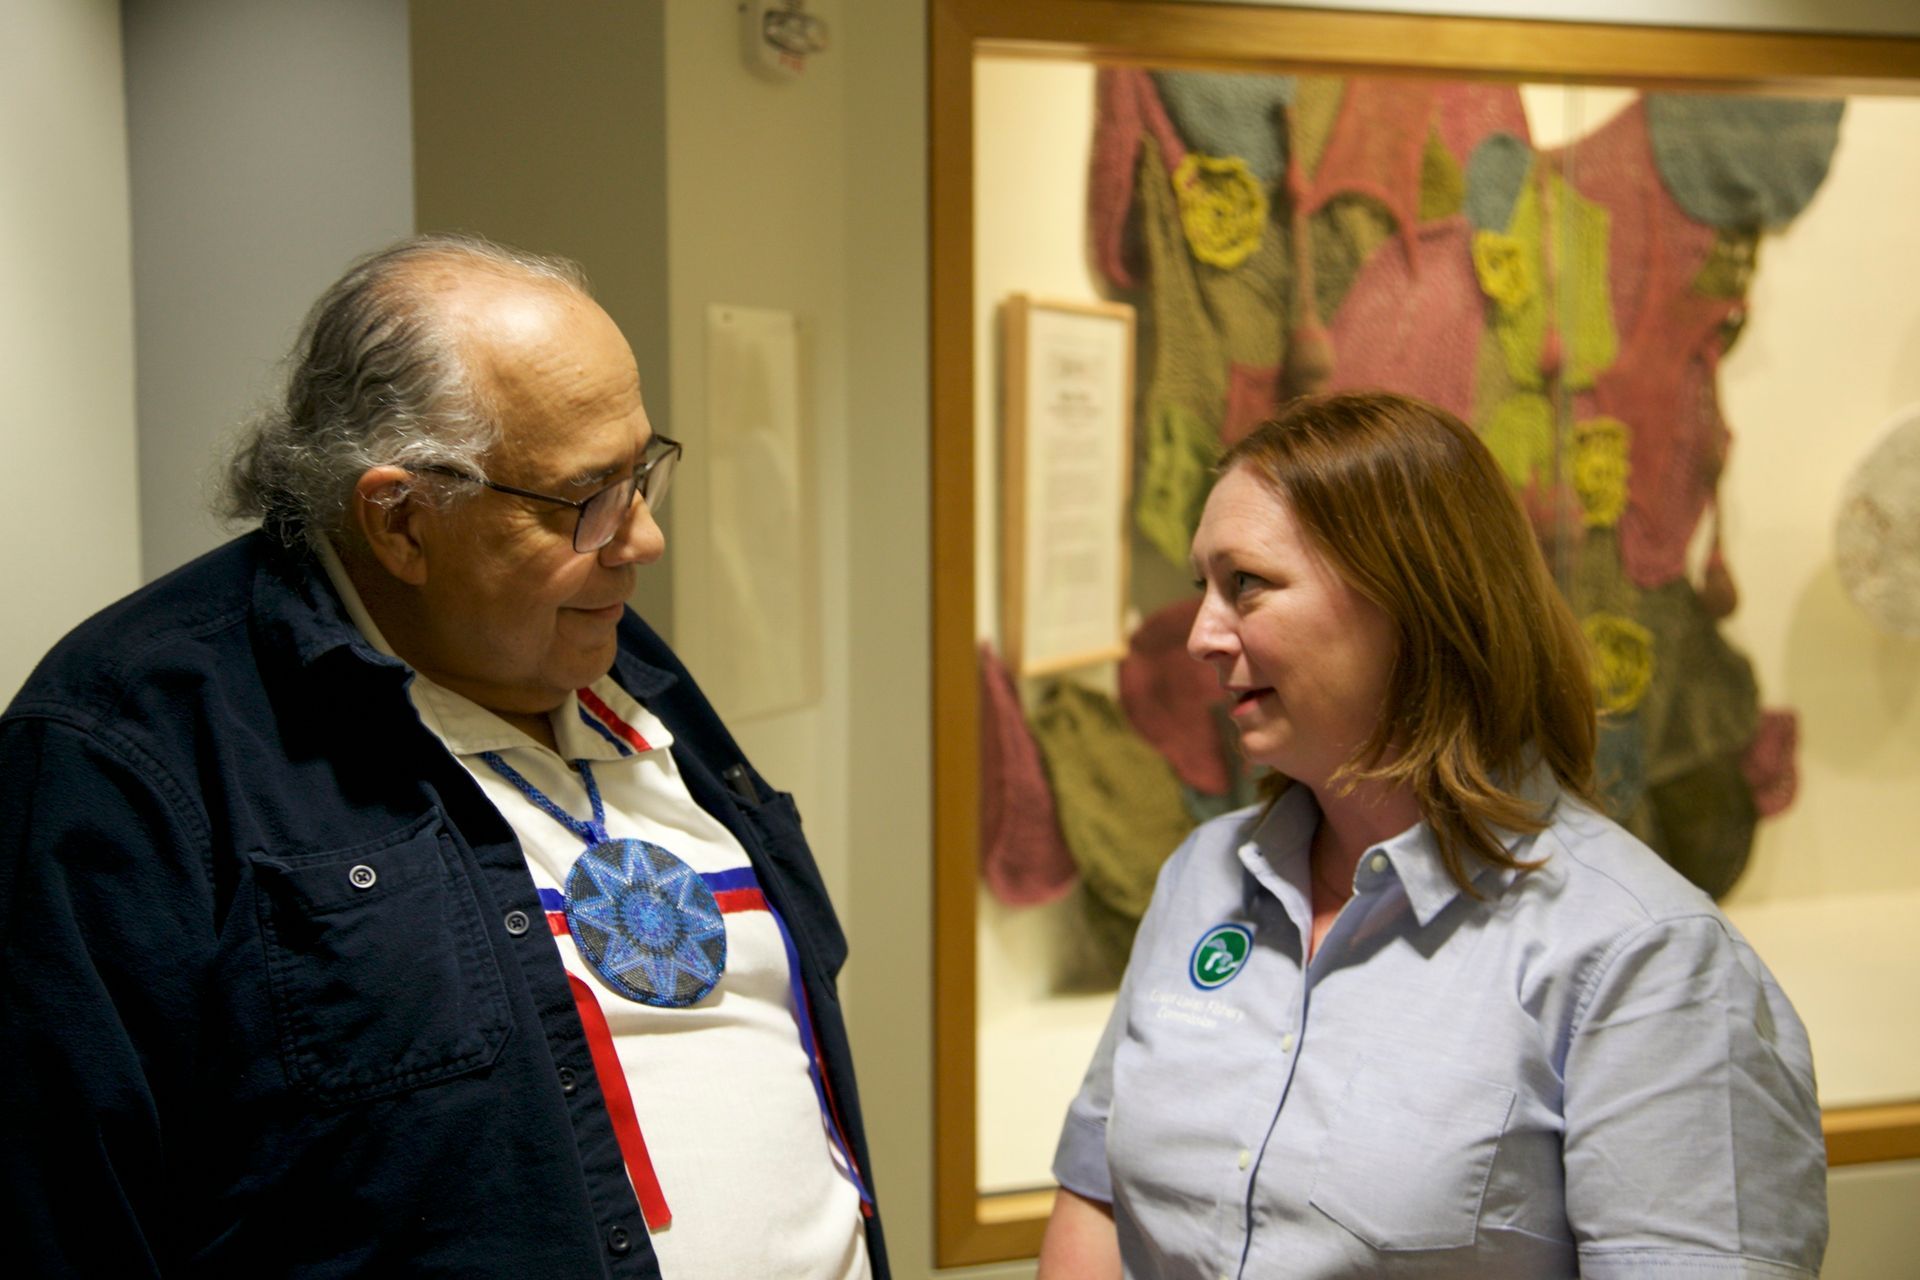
1741, 709, 1800, 820
1325, 216, 1484, 422
1224, 362, 1283, 447
1118, 596, 1233, 796
1433, 83, 1531, 172
1090, 67, 1189, 290
978, 643, 1077, 907
1564, 101, 1739, 590
1302, 80, 1529, 266
1300, 78, 1437, 262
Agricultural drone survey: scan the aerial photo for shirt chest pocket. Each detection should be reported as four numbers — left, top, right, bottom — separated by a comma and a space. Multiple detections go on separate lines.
250, 816, 512, 1104
1308, 1060, 1515, 1252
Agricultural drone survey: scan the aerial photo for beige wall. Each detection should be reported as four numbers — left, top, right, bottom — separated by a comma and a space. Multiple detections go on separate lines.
412, 0, 673, 638
659, 0, 854, 918
657, 3, 986, 1274
0, 0, 139, 703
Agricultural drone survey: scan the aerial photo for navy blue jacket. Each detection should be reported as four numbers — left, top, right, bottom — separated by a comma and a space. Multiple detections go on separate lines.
0, 533, 886, 1278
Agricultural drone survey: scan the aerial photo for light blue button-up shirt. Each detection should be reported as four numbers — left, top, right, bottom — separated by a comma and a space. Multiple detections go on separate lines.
1053, 782, 1827, 1278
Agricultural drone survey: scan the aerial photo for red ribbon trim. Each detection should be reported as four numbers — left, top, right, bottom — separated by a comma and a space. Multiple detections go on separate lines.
567, 972, 672, 1230
577, 686, 654, 753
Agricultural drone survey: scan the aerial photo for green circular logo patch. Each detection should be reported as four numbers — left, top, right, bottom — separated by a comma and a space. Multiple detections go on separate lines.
1188, 923, 1253, 990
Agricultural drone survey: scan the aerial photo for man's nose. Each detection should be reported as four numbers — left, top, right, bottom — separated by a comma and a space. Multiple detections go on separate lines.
600, 492, 666, 567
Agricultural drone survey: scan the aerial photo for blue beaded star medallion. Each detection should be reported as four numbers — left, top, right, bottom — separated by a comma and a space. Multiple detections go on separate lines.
564, 839, 726, 1008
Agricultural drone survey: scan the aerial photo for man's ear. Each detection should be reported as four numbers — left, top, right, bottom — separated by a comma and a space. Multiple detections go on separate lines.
353, 466, 431, 587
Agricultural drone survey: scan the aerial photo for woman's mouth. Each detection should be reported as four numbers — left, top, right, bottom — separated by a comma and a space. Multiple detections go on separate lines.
1230, 688, 1272, 717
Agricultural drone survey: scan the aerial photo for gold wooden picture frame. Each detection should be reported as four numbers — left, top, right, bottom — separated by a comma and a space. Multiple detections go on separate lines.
931, 0, 1920, 1267
999, 294, 1136, 679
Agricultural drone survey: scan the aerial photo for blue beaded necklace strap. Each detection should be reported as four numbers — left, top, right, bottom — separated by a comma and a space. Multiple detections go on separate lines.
479, 750, 609, 845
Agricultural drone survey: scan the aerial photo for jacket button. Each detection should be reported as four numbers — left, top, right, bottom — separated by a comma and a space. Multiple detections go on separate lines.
558, 1066, 578, 1095
347, 864, 377, 890
504, 909, 531, 936
606, 1225, 632, 1256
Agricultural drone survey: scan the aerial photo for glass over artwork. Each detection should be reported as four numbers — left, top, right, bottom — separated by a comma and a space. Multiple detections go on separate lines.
969, 55, 1920, 1208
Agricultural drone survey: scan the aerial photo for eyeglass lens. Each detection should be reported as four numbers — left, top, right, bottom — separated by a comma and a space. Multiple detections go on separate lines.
638, 444, 678, 510
573, 442, 679, 552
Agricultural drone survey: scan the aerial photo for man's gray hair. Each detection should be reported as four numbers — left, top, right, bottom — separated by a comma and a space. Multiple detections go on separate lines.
222, 233, 590, 545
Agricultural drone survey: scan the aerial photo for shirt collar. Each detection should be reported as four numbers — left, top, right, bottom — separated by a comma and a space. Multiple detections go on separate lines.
1238, 784, 1320, 912
403, 677, 672, 762
1239, 770, 1562, 928
1373, 769, 1563, 926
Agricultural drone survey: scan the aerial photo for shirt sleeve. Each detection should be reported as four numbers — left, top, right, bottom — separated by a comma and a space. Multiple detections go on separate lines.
1050, 835, 1196, 1205
0, 713, 215, 1277
1562, 912, 1828, 1278
1051, 966, 1127, 1204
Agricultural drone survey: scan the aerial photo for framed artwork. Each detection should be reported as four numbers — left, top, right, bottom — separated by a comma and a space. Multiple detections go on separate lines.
999, 295, 1135, 678
703, 304, 820, 720
931, 0, 1920, 1268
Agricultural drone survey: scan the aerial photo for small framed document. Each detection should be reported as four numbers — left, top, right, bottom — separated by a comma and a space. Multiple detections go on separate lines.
999, 295, 1136, 677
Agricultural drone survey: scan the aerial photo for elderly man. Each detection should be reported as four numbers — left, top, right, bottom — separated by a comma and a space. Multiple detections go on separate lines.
0, 236, 884, 1278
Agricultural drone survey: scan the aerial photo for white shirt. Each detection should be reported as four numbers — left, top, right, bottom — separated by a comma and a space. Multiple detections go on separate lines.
320, 545, 869, 1280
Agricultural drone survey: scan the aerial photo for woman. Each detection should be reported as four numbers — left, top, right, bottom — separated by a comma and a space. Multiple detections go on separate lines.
1038, 393, 1826, 1278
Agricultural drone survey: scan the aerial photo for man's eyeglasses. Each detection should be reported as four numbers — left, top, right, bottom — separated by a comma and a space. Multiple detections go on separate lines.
418, 434, 682, 553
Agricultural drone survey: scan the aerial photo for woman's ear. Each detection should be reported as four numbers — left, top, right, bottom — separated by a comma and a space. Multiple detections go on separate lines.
352, 466, 431, 587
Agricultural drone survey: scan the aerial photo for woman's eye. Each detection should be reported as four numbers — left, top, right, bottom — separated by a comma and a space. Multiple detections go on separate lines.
1232, 570, 1263, 594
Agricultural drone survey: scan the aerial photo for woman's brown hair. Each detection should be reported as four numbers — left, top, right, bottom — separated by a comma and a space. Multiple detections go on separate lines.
1220, 391, 1598, 891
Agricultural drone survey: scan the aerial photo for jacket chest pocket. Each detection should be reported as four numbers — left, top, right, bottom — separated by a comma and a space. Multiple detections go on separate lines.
251, 816, 511, 1104
1308, 1060, 1515, 1251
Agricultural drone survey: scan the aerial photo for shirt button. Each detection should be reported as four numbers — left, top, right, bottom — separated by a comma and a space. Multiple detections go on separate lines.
347, 863, 377, 890
1237, 1147, 1251, 1170
1369, 852, 1388, 874
558, 1066, 578, 1096
606, 1225, 632, 1256
1280, 1031, 1296, 1053
504, 909, 531, 936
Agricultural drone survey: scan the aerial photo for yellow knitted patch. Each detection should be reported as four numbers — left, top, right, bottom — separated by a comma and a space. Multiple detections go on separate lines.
1573, 416, 1632, 528
1584, 612, 1656, 714
1480, 393, 1555, 488
1693, 229, 1760, 299
1174, 153, 1269, 270
1419, 125, 1466, 221
1475, 175, 1619, 392
1472, 230, 1534, 312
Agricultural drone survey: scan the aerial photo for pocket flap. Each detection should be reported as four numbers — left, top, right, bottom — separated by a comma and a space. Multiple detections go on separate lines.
1309, 1059, 1516, 1251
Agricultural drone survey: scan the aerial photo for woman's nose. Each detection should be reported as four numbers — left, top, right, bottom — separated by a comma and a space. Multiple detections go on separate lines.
1187, 592, 1233, 664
